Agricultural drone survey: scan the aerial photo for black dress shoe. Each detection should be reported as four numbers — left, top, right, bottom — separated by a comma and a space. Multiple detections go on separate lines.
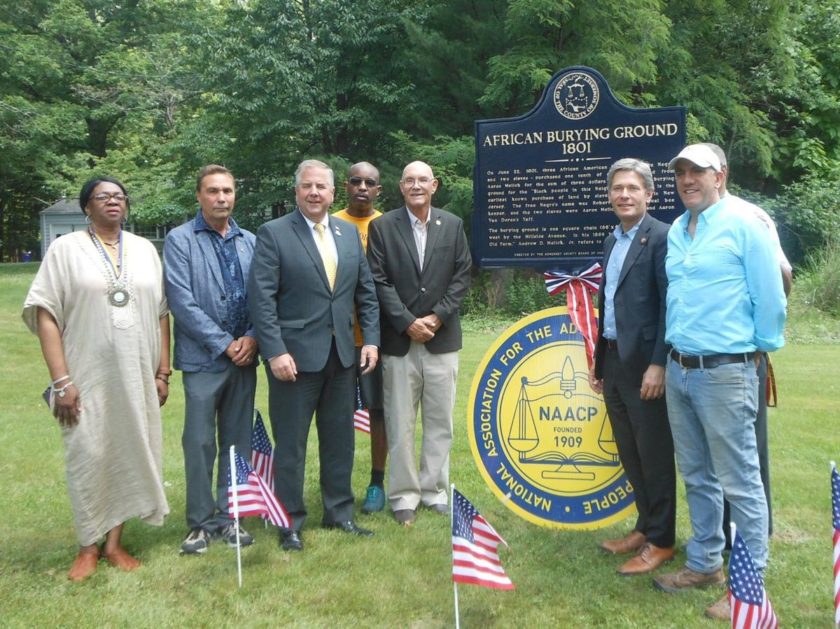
280, 529, 303, 551
323, 520, 374, 537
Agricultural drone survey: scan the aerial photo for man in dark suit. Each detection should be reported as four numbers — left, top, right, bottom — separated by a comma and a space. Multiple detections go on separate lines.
589, 158, 676, 575
367, 161, 472, 526
248, 159, 380, 551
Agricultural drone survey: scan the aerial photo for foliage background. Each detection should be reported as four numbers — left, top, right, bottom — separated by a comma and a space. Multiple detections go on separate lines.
3, 0, 840, 272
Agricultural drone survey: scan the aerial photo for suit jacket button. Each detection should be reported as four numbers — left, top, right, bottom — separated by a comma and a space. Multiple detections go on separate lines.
420, 287, 426, 293
220, 295, 226, 301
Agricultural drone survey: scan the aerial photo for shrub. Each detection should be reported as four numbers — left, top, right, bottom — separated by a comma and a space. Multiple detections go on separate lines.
794, 238, 840, 316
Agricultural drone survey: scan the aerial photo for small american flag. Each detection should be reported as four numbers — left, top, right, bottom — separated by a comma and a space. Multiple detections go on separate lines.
728, 529, 778, 629
251, 410, 274, 492
227, 451, 291, 529
831, 464, 840, 626
452, 489, 514, 590
353, 385, 371, 434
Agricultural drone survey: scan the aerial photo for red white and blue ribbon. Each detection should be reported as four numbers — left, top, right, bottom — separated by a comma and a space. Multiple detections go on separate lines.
543, 262, 602, 369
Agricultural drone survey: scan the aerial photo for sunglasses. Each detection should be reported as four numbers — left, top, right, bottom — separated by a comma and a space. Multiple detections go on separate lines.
348, 177, 379, 187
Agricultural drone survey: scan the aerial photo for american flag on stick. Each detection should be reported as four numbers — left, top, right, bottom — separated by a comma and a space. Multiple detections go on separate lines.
251, 410, 274, 491
353, 385, 371, 434
227, 451, 291, 529
451, 488, 514, 590
831, 462, 840, 626
728, 527, 778, 629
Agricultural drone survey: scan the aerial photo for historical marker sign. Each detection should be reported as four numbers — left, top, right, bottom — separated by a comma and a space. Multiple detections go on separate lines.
472, 66, 686, 269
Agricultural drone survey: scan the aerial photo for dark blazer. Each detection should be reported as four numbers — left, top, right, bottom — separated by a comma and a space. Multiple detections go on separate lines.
248, 210, 379, 371
367, 206, 472, 356
593, 213, 669, 380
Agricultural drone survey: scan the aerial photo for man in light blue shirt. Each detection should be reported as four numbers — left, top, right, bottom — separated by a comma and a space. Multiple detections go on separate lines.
653, 144, 786, 620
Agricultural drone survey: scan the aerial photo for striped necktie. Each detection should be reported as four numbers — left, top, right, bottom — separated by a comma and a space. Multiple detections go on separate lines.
313, 223, 337, 290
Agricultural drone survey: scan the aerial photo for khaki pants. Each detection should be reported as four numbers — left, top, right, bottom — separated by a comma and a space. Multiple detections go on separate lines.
382, 343, 458, 511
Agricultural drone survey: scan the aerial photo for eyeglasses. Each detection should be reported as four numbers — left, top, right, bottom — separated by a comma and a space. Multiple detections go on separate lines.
402, 177, 433, 187
92, 192, 128, 203
348, 177, 379, 187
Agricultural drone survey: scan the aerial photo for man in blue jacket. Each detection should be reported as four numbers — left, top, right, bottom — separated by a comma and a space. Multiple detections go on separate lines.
164, 165, 258, 555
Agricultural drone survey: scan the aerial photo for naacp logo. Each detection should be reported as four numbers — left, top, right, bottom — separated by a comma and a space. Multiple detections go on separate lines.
467, 307, 635, 529
553, 71, 599, 120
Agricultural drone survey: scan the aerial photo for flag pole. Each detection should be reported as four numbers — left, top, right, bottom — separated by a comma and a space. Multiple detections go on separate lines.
832, 460, 838, 628
229, 445, 243, 588
452, 483, 460, 629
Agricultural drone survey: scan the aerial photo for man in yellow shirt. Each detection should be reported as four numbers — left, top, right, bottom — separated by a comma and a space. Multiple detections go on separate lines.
334, 162, 386, 513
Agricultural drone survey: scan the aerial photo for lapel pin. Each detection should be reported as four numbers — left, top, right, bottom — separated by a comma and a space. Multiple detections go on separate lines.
435, 219, 441, 226
640, 237, 648, 245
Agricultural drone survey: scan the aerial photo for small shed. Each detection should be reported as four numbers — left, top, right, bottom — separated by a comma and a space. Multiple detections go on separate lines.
39, 198, 87, 258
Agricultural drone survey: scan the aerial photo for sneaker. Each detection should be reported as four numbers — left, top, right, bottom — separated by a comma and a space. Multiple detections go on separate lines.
361, 485, 386, 513
218, 522, 254, 548
180, 528, 210, 555
653, 566, 726, 593
704, 594, 731, 621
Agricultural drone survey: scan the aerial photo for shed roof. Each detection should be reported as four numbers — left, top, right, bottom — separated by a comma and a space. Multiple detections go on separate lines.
41, 198, 82, 215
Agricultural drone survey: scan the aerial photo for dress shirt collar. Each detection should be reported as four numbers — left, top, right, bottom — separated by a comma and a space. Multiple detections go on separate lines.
405, 206, 430, 227
299, 209, 331, 232
193, 210, 241, 238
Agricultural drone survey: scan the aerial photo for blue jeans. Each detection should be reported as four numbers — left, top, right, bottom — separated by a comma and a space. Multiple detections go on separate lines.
666, 357, 767, 573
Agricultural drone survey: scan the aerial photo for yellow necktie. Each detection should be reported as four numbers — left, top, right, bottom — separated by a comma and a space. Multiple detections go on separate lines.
313, 223, 337, 290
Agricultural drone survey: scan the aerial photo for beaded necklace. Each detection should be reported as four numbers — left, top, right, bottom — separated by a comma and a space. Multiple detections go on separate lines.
88, 227, 130, 307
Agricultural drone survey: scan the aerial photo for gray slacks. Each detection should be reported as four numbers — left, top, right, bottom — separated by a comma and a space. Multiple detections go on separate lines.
182, 363, 256, 532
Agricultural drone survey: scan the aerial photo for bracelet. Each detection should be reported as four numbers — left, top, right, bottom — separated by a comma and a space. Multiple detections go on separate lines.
52, 381, 74, 398
52, 374, 70, 386
156, 369, 172, 376
156, 375, 169, 384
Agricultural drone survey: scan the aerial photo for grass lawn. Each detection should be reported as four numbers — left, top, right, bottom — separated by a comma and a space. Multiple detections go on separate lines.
1, 262, 838, 627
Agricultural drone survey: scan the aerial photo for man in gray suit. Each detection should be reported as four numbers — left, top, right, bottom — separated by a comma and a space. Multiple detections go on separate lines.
164, 164, 258, 555
589, 158, 676, 575
248, 159, 380, 551
367, 161, 472, 526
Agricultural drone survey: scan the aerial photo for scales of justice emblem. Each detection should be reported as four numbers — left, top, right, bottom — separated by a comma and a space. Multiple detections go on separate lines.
468, 307, 636, 529
507, 355, 619, 483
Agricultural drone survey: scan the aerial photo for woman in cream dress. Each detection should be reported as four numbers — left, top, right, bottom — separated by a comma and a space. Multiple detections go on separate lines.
23, 177, 171, 581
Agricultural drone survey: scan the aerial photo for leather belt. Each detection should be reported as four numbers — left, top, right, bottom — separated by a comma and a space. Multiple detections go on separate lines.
604, 338, 618, 351
669, 349, 755, 369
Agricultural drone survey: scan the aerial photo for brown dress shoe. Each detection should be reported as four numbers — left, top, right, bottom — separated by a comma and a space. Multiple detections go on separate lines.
704, 594, 731, 621
68, 548, 100, 581
599, 530, 646, 554
617, 543, 675, 576
653, 566, 726, 593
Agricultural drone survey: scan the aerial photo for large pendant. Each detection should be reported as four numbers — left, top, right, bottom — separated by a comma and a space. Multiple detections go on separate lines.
109, 287, 129, 307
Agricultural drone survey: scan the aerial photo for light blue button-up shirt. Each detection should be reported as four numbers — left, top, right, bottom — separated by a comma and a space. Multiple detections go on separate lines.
665, 198, 786, 355
602, 220, 641, 340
